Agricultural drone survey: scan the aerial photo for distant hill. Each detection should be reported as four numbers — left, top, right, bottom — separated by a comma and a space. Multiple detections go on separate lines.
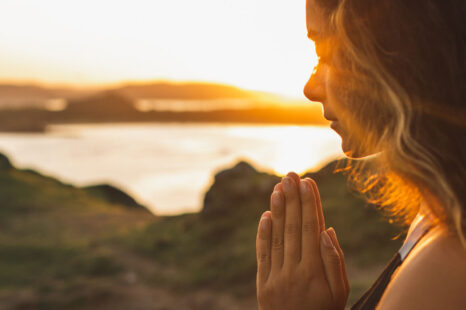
113, 82, 265, 101
0, 81, 273, 110
56, 91, 327, 125
64, 91, 138, 120
0, 81, 328, 130
0, 84, 97, 99
0, 84, 97, 109
0, 84, 54, 99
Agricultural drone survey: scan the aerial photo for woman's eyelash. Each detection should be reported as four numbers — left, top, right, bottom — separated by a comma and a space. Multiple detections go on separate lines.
314, 41, 333, 64
318, 55, 331, 64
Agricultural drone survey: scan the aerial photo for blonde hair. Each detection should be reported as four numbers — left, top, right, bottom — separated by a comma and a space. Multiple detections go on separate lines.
318, 0, 466, 245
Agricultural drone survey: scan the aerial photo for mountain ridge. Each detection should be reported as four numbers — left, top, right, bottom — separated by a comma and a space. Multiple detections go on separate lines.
0, 81, 283, 107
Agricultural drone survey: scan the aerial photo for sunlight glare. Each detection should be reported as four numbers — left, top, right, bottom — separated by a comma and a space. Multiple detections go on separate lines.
226, 125, 343, 176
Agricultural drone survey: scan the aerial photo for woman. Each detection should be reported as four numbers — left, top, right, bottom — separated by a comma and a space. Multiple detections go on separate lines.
256, 0, 466, 309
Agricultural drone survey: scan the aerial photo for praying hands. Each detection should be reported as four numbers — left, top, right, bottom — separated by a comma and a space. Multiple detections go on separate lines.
256, 173, 349, 310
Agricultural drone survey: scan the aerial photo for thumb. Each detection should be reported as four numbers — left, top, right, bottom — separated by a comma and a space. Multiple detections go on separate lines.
320, 230, 346, 308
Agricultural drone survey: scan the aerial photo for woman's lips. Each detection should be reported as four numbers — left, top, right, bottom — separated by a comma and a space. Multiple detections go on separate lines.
330, 121, 339, 130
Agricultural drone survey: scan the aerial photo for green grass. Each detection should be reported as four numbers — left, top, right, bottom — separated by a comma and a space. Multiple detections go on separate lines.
0, 154, 154, 309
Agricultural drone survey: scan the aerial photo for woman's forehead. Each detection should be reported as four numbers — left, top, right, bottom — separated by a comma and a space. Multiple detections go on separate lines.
306, 0, 330, 41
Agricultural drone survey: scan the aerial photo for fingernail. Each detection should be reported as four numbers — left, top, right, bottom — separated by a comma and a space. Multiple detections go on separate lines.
261, 217, 270, 232
287, 172, 298, 184
321, 231, 333, 248
305, 178, 315, 188
283, 177, 292, 192
272, 191, 282, 207
299, 181, 308, 193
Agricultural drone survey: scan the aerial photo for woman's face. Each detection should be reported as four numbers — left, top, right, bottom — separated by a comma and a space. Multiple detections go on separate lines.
303, 0, 376, 158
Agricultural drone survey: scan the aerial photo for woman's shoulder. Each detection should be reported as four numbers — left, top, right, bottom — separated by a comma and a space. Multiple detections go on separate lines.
377, 226, 466, 310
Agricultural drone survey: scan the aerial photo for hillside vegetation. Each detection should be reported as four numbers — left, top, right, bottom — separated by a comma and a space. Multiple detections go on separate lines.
0, 154, 403, 309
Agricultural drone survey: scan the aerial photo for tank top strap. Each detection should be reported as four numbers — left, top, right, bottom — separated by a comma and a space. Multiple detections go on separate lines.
351, 252, 402, 310
351, 214, 433, 310
398, 214, 432, 261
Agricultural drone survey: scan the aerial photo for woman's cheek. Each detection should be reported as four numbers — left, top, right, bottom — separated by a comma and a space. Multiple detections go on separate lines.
325, 67, 348, 119
326, 67, 369, 158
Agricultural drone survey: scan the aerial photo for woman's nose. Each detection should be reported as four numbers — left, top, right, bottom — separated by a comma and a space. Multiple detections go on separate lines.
303, 67, 326, 103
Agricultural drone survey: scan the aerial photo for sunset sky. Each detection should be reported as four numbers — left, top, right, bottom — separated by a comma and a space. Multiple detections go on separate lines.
0, 0, 317, 98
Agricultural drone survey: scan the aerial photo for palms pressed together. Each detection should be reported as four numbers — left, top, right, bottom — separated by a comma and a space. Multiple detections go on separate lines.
256, 173, 349, 310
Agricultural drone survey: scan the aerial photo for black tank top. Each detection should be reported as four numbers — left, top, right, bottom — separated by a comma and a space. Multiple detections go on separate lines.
351, 215, 432, 310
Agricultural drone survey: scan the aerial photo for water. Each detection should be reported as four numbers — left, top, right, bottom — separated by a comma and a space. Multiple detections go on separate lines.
0, 123, 344, 215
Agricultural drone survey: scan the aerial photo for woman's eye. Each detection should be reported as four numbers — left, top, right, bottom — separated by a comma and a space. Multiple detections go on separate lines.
318, 54, 332, 65
315, 42, 332, 65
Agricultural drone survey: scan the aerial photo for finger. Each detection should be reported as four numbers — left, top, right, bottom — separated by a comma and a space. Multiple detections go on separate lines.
270, 190, 285, 273
282, 175, 302, 267
273, 183, 283, 192
256, 211, 272, 285
286, 172, 300, 186
320, 230, 347, 308
305, 178, 325, 232
300, 179, 322, 267
327, 227, 350, 296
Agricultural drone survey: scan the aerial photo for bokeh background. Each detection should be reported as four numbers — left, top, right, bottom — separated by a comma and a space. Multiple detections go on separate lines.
0, 1, 403, 309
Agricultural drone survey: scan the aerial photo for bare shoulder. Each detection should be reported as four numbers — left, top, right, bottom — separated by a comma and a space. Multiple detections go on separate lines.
377, 227, 466, 310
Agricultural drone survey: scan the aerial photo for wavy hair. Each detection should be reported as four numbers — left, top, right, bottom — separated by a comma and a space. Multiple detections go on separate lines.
316, 0, 466, 245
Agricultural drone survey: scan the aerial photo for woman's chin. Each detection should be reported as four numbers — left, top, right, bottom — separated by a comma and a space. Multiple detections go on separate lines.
342, 147, 361, 159
341, 138, 375, 159
332, 123, 377, 159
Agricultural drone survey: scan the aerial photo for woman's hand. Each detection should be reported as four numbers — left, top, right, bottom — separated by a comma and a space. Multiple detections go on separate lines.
256, 173, 349, 310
